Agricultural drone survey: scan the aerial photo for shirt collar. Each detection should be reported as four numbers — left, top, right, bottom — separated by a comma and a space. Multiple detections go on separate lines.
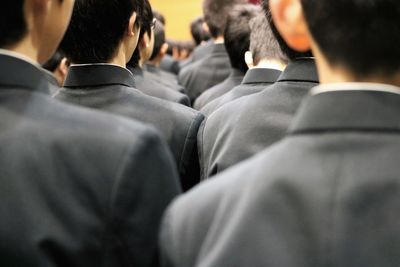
311, 82, 400, 96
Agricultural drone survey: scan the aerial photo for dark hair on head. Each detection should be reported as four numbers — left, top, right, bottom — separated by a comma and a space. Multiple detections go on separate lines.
262, 0, 312, 61
224, 4, 260, 73
42, 50, 68, 72
149, 21, 166, 61
202, 0, 247, 38
300, 0, 400, 77
249, 13, 287, 65
153, 10, 166, 26
128, 0, 153, 67
0, 0, 27, 48
190, 17, 211, 46
60, 0, 143, 64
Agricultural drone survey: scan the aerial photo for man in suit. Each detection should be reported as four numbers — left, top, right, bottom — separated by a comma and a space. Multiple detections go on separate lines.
193, 4, 260, 110
160, 0, 400, 266
200, 13, 286, 116
0, 0, 181, 266
178, 0, 247, 103
145, 19, 187, 94
54, 0, 205, 191
197, 5, 318, 178
127, 0, 190, 106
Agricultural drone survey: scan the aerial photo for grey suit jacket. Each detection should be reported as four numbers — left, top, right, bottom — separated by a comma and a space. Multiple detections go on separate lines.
201, 67, 282, 116
178, 43, 231, 103
198, 58, 319, 178
129, 66, 190, 106
179, 41, 214, 70
145, 64, 186, 94
55, 64, 205, 190
0, 53, 180, 267
161, 85, 400, 267
193, 68, 245, 110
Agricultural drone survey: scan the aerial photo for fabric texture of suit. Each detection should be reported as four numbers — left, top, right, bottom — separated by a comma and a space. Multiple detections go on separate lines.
55, 64, 205, 190
179, 41, 214, 70
201, 67, 282, 116
193, 68, 245, 111
145, 64, 186, 94
0, 53, 181, 267
160, 85, 400, 267
129, 66, 190, 106
178, 43, 231, 103
160, 54, 180, 75
198, 58, 319, 178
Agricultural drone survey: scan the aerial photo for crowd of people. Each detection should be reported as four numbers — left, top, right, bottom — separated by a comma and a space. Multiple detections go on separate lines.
1, 0, 399, 266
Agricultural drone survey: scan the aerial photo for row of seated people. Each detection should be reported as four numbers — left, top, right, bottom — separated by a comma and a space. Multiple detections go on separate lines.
1, 0, 399, 266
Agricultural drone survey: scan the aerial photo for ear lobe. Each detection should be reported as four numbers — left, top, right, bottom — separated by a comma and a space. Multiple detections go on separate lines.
270, 0, 311, 52
160, 43, 169, 56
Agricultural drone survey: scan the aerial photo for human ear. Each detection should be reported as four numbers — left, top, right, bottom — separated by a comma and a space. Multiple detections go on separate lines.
269, 0, 311, 52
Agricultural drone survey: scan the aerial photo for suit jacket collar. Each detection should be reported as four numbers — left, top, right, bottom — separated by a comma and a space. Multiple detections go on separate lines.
210, 43, 228, 56
289, 87, 400, 135
242, 68, 282, 84
64, 64, 136, 88
278, 58, 319, 83
0, 54, 50, 94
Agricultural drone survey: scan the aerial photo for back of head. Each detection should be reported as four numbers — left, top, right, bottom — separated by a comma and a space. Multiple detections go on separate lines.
202, 0, 247, 39
149, 20, 166, 61
224, 4, 260, 73
190, 17, 211, 46
0, 0, 26, 49
300, 0, 400, 77
249, 13, 287, 65
60, 0, 143, 64
152, 10, 166, 26
262, 0, 312, 61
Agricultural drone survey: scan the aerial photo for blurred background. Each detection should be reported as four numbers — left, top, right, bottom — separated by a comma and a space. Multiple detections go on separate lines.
150, 0, 261, 40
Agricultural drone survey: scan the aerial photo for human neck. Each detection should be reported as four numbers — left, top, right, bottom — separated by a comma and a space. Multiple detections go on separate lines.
213, 36, 224, 44
253, 58, 286, 71
107, 44, 129, 68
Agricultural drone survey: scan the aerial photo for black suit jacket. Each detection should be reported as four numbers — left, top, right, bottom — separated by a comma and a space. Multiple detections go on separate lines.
145, 64, 186, 94
179, 41, 214, 70
160, 86, 400, 267
193, 68, 244, 110
201, 67, 282, 116
198, 58, 318, 178
178, 43, 231, 103
0, 53, 180, 267
129, 66, 190, 106
55, 64, 205, 190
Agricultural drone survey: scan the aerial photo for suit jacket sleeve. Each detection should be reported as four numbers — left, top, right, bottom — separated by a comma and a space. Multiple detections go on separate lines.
109, 128, 181, 267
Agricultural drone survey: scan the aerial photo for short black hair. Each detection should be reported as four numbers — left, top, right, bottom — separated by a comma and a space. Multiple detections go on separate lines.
224, 4, 260, 73
190, 17, 211, 46
149, 21, 166, 61
249, 13, 287, 65
60, 0, 143, 64
262, 0, 312, 61
300, 0, 400, 77
202, 0, 247, 38
128, 0, 154, 68
0, 0, 63, 48
153, 10, 166, 26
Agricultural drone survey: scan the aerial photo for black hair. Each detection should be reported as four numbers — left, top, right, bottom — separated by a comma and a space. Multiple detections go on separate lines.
262, 0, 312, 61
249, 13, 287, 65
128, 0, 153, 68
149, 21, 166, 61
0, 0, 64, 48
224, 4, 260, 73
190, 17, 211, 46
60, 0, 143, 64
300, 0, 400, 77
153, 10, 166, 26
42, 50, 68, 72
202, 0, 247, 38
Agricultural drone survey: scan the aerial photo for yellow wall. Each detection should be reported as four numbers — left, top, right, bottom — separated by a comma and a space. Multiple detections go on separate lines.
150, 0, 203, 41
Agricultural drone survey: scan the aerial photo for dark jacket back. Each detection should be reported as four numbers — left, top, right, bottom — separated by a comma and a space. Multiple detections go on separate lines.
0, 54, 180, 267
55, 64, 205, 190
198, 59, 319, 178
